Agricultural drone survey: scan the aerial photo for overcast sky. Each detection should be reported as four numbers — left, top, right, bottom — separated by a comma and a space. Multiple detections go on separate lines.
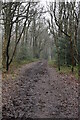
1, 0, 80, 2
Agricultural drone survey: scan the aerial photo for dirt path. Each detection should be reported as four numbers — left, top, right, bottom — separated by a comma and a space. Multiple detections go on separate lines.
2, 61, 78, 119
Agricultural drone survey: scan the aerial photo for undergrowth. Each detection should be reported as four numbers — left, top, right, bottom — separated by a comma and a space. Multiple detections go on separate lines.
48, 60, 78, 79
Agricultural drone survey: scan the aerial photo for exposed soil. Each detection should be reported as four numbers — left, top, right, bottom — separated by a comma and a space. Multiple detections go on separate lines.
2, 60, 78, 119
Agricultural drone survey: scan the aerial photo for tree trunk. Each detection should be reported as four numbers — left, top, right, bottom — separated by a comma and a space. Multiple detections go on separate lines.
6, 62, 9, 71
58, 52, 60, 71
78, 54, 80, 80
70, 39, 74, 72
2, 34, 7, 70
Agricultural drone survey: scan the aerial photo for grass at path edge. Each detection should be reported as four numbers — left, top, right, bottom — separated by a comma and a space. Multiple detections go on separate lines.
2, 59, 39, 80
48, 60, 78, 80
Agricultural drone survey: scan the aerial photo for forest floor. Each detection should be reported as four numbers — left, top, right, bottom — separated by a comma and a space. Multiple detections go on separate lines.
2, 60, 79, 119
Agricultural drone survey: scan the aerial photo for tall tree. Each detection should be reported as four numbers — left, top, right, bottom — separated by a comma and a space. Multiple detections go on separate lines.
2, 2, 38, 71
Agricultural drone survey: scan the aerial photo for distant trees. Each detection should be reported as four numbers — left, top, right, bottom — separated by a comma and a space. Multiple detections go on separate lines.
15, 3, 50, 61
29, 4, 44, 58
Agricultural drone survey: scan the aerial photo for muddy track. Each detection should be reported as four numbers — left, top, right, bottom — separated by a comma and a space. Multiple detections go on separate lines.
2, 60, 78, 119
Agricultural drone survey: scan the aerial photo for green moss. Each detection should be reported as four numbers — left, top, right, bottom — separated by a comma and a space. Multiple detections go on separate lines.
3, 58, 39, 75
48, 60, 78, 79
59, 66, 78, 79
48, 60, 57, 68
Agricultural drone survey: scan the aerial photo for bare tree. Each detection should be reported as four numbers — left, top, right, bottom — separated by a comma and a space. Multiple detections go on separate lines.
2, 2, 38, 71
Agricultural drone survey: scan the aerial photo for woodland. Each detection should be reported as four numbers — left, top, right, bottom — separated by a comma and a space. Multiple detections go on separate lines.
0, 1, 80, 78
1, 1, 80, 119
